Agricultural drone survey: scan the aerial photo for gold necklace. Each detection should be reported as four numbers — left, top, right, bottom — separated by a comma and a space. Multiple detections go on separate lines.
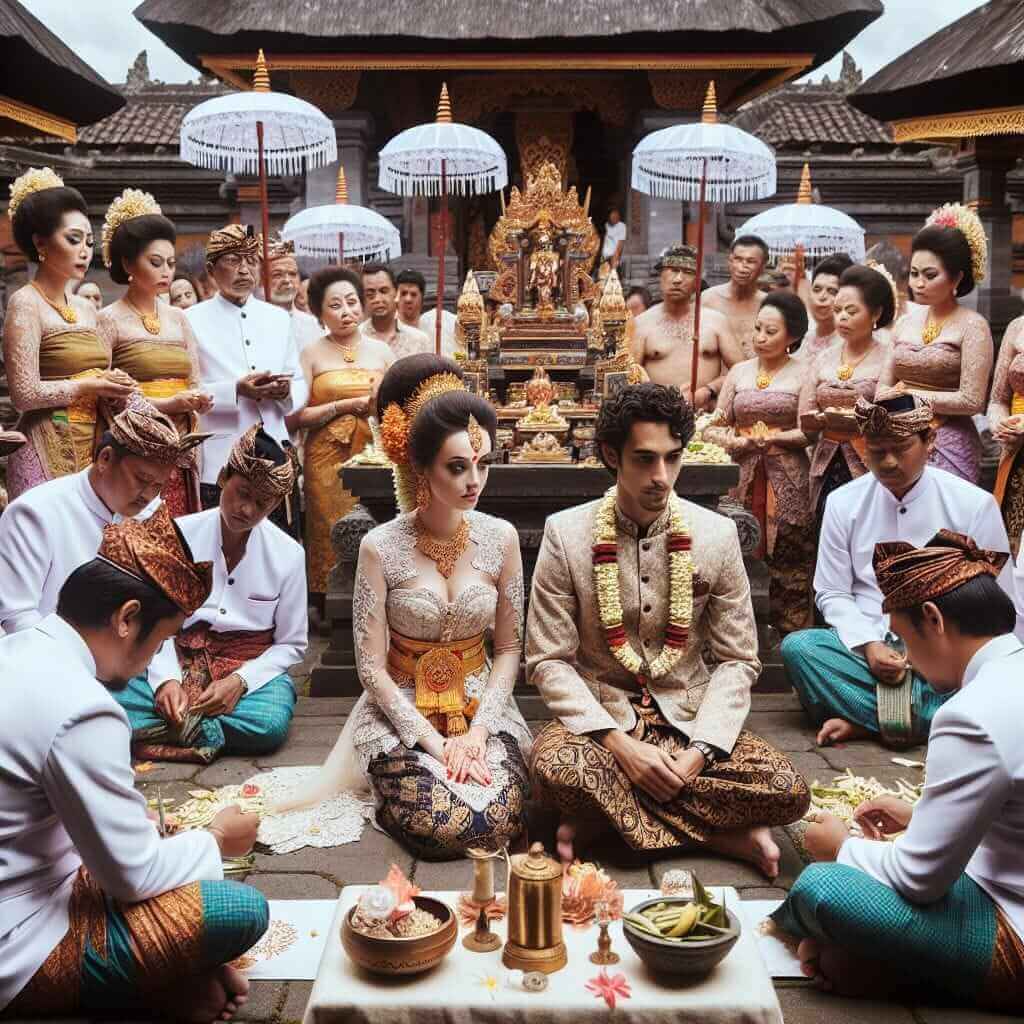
922, 311, 951, 345
415, 514, 470, 579
329, 334, 357, 362
31, 281, 77, 323
755, 362, 774, 389
837, 343, 871, 382
124, 296, 161, 335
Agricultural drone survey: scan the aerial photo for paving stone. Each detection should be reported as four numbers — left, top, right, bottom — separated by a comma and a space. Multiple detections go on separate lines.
744, 711, 817, 752
411, 857, 474, 890
784, 751, 833, 781
776, 987, 917, 1024
293, 697, 353, 717
234, 980, 285, 1021
254, 826, 413, 886
281, 723, 348, 745
132, 761, 199, 782
749, 691, 802, 712
650, 852, 767, 889
248, 872, 339, 899
255, 745, 334, 768
736, 886, 789, 900
194, 760, 263, 788
280, 981, 314, 1024
820, 742, 927, 770
916, 1008, 1022, 1024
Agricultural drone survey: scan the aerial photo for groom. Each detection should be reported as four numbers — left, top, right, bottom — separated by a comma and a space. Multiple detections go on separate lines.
527, 383, 809, 878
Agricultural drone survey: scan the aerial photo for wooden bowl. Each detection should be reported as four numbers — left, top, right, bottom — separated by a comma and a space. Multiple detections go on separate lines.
341, 896, 458, 976
622, 897, 741, 978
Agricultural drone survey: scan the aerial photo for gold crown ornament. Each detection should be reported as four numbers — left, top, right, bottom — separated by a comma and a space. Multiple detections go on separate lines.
925, 203, 988, 285
102, 189, 162, 269
8, 167, 64, 221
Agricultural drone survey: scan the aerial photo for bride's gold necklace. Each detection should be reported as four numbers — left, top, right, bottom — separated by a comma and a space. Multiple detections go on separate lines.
837, 342, 871, 382
31, 281, 77, 324
415, 513, 469, 579
124, 295, 161, 335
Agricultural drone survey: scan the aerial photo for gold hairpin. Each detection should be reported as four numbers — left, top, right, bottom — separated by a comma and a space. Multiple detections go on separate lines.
467, 413, 483, 454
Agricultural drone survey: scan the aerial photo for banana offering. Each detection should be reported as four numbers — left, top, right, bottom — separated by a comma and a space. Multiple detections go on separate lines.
624, 889, 729, 943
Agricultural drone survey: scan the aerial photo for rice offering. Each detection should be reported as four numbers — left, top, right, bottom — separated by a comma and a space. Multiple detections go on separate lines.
350, 864, 444, 939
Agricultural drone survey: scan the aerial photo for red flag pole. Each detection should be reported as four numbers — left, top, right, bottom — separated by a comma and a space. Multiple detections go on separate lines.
691, 157, 708, 403
256, 119, 271, 300
436, 158, 447, 356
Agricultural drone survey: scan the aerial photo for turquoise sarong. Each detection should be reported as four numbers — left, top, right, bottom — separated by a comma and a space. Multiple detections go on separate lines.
780, 628, 950, 745
774, 862, 996, 1002
116, 672, 296, 763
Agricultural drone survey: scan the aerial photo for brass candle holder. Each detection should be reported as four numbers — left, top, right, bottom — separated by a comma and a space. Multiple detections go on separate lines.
589, 899, 619, 965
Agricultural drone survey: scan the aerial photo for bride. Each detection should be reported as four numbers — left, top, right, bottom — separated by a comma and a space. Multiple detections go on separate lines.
281, 354, 532, 859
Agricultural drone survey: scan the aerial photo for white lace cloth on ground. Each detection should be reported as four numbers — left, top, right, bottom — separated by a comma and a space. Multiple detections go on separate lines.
172, 767, 374, 854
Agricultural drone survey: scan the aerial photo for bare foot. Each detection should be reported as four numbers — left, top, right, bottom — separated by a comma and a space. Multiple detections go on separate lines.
555, 816, 606, 865
799, 937, 899, 999
159, 964, 249, 1023
816, 718, 871, 747
706, 826, 781, 880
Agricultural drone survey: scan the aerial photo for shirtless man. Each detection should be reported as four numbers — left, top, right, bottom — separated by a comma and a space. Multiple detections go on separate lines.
629, 244, 739, 412
702, 234, 769, 363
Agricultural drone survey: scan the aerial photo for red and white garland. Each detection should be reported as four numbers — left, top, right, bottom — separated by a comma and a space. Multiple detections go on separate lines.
592, 487, 693, 679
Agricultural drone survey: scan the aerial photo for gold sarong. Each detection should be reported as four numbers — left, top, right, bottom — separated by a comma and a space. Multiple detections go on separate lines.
387, 630, 485, 737
992, 393, 1024, 506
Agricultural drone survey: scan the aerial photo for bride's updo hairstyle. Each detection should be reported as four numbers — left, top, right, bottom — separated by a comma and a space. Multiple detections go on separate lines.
376, 353, 496, 470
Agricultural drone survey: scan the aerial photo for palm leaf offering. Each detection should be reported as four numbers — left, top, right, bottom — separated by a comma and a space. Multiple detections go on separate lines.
624, 883, 731, 943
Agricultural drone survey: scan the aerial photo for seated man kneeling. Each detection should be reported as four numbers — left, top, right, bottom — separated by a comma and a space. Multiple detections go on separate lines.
0, 511, 266, 1020
775, 531, 1024, 1010
117, 426, 308, 763
781, 394, 1018, 747
527, 383, 810, 878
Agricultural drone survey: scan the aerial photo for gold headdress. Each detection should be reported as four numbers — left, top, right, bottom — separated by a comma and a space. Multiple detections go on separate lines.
8, 167, 64, 221
925, 203, 988, 285
102, 188, 163, 268
864, 260, 899, 317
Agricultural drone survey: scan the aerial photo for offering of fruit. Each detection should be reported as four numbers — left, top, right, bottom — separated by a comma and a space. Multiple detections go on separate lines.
623, 877, 730, 943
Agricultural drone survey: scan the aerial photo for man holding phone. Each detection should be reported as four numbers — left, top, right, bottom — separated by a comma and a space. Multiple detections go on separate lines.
187, 224, 306, 536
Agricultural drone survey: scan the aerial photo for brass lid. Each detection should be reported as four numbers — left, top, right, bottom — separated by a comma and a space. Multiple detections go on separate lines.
512, 842, 562, 881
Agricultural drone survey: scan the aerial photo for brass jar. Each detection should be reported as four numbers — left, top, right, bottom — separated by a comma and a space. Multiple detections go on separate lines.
502, 842, 567, 974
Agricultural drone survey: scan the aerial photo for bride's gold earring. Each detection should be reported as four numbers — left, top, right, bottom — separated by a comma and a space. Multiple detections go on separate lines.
416, 474, 431, 510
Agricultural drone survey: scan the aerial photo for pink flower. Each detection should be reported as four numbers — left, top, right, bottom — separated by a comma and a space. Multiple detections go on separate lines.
241, 783, 261, 797
585, 969, 632, 1010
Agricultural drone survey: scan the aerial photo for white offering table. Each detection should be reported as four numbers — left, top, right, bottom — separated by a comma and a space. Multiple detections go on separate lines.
305, 887, 783, 1024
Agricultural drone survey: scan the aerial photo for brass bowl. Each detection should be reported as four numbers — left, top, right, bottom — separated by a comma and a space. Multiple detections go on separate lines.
341, 896, 458, 976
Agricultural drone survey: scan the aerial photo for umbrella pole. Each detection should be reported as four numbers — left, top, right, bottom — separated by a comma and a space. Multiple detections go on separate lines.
691, 158, 708, 403
338, 231, 345, 266
436, 158, 447, 356
256, 120, 271, 300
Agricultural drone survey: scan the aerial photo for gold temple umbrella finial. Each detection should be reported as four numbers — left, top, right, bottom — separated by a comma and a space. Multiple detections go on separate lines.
253, 49, 271, 93
436, 82, 453, 123
336, 166, 349, 204
701, 81, 718, 124
797, 162, 813, 204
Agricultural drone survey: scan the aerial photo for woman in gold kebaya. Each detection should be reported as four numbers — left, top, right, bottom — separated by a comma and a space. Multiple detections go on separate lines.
282, 355, 532, 859
3, 168, 136, 497
988, 313, 1024, 551
98, 190, 211, 516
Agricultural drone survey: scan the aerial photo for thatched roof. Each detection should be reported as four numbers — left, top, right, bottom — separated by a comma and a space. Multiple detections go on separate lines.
0, 0, 124, 127
852, 0, 1024, 121
134, 0, 881, 70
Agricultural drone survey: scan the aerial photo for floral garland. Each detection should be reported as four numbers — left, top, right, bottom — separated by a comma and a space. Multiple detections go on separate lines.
925, 203, 988, 285
592, 487, 693, 679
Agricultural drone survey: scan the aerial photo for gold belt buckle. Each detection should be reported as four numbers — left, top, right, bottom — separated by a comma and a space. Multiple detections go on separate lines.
416, 647, 465, 695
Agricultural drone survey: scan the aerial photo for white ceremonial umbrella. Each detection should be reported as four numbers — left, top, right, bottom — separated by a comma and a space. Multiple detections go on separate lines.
180, 49, 337, 297
632, 82, 776, 397
378, 84, 508, 354
281, 167, 401, 264
734, 163, 866, 264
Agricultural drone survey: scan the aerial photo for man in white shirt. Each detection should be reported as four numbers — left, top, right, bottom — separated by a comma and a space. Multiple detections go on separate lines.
0, 395, 202, 633
601, 206, 627, 271
781, 394, 1019, 747
115, 427, 307, 764
395, 267, 457, 357
360, 262, 431, 359
0, 508, 266, 1019
265, 235, 321, 351
187, 224, 306, 538
775, 531, 1024, 1010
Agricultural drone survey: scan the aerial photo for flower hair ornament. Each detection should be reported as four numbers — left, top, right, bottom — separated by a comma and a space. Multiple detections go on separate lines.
102, 188, 162, 268
8, 167, 64, 220
925, 203, 988, 285
378, 372, 467, 512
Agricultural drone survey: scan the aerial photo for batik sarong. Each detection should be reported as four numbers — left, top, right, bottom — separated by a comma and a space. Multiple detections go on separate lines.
369, 731, 528, 861
780, 628, 950, 745
3, 868, 267, 1017
530, 699, 810, 851
773, 862, 1024, 1012
117, 624, 294, 763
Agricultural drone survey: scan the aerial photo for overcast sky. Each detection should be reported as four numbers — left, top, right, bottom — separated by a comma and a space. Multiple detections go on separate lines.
21, 0, 990, 86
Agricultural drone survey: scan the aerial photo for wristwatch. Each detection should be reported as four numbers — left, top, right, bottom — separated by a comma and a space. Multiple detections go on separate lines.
687, 740, 717, 769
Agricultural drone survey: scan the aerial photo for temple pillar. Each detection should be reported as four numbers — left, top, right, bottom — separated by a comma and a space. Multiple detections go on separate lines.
305, 112, 374, 209
956, 137, 1023, 338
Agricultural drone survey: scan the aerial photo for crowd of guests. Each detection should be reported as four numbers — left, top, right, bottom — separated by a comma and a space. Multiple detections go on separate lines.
0, 167, 1022, 1016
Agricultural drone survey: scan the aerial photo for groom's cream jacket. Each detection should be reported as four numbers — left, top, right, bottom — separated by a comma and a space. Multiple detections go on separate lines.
526, 497, 759, 754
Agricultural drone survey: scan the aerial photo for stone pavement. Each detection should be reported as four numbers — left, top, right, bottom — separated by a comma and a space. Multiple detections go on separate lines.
62, 643, 1016, 1024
